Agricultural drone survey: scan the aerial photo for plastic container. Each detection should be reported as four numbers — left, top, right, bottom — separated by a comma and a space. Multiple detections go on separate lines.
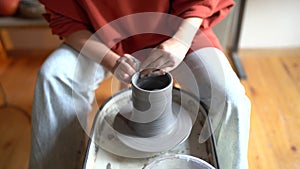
144, 154, 215, 169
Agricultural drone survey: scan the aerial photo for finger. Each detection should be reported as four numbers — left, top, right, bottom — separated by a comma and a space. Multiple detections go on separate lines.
157, 59, 173, 70
139, 48, 163, 70
114, 64, 135, 84
140, 69, 166, 78
124, 54, 136, 68
116, 69, 131, 83
150, 52, 172, 70
160, 63, 175, 73
139, 68, 158, 78
119, 61, 136, 78
149, 69, 166, 77
118, 69, 130, 80
144, 45, 171, 69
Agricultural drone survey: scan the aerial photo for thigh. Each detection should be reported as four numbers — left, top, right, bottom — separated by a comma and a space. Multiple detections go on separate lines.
172, 47, 251, 169
30, 44, 106, 168
40, 44, 105, 93
172, 47, 244, 107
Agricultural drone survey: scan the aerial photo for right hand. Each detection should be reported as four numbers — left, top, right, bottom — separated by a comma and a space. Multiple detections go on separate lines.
112, 54, 139, 84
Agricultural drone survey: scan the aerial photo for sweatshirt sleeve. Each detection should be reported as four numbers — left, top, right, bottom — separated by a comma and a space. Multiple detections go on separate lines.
170, 0, 235, 29
39, 0, 92, 38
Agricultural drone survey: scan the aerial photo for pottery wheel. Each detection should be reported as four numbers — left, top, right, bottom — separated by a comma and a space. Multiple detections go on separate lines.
114, 101, 193, 152
95, 88, 198, 157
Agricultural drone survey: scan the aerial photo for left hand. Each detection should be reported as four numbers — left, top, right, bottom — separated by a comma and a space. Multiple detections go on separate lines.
139, 37, 190, 77
113, 54, 139, 84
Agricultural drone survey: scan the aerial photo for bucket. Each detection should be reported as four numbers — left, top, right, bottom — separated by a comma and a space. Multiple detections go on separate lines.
144, 154, 215, 169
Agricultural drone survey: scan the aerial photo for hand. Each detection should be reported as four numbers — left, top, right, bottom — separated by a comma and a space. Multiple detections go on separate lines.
139, 37, 190, 77
112, 54, 139, 84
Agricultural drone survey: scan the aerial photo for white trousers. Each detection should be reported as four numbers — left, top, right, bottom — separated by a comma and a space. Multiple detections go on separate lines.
29, 44, 250, 169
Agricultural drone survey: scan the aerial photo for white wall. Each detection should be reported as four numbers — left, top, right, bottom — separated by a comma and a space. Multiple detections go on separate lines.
240, 0, 300, 48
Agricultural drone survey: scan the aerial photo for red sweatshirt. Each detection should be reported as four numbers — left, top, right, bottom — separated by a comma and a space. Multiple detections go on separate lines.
39, 0, 234, 55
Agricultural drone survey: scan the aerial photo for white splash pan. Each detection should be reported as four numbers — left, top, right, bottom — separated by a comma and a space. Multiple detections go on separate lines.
83, 88, 219, 169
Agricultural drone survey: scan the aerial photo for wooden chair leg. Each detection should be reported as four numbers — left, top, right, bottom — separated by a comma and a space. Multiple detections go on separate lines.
0, 28, 14, 61
0, 38, 8, 62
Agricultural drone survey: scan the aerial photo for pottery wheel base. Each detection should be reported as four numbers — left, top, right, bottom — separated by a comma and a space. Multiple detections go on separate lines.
114, 102, 193, 153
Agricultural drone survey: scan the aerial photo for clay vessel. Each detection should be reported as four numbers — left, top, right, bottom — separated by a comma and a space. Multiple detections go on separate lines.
130, 72, 176, 137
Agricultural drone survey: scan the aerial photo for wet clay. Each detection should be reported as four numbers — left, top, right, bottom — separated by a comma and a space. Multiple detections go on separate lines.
114, 72, 176, 137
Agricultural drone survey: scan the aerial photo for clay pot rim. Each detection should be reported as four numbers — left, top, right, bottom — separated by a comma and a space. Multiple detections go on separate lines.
131, 72, 173, 93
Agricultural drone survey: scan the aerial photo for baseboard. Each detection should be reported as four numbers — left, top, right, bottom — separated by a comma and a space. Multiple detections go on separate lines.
238, 48, 300, 57
5, 48, 55, 58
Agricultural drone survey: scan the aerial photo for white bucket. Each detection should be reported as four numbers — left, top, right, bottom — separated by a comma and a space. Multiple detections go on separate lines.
144, 154, 215, 169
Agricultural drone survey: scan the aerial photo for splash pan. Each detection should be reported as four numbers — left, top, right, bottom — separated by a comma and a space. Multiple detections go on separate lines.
83, 88, 219, 169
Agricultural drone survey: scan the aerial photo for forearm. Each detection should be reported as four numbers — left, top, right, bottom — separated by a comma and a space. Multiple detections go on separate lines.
64, 30, 120, 72
172, 17, 203, 47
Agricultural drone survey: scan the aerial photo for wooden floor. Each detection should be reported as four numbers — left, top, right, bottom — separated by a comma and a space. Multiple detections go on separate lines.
0, 48, 300, 169
240, 49, 300, 169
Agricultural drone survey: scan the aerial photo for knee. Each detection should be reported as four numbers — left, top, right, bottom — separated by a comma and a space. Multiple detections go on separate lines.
208, 74, 251, 119
38, 61, 60, 82
36, 61, 72, 89
225, 78, 250, 106
37, 45, 79, 84
224, 82, 251, 124
38, 61, 66, 80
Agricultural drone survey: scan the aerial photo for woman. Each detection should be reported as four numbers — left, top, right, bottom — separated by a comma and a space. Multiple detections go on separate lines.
29, 0, 251, 169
